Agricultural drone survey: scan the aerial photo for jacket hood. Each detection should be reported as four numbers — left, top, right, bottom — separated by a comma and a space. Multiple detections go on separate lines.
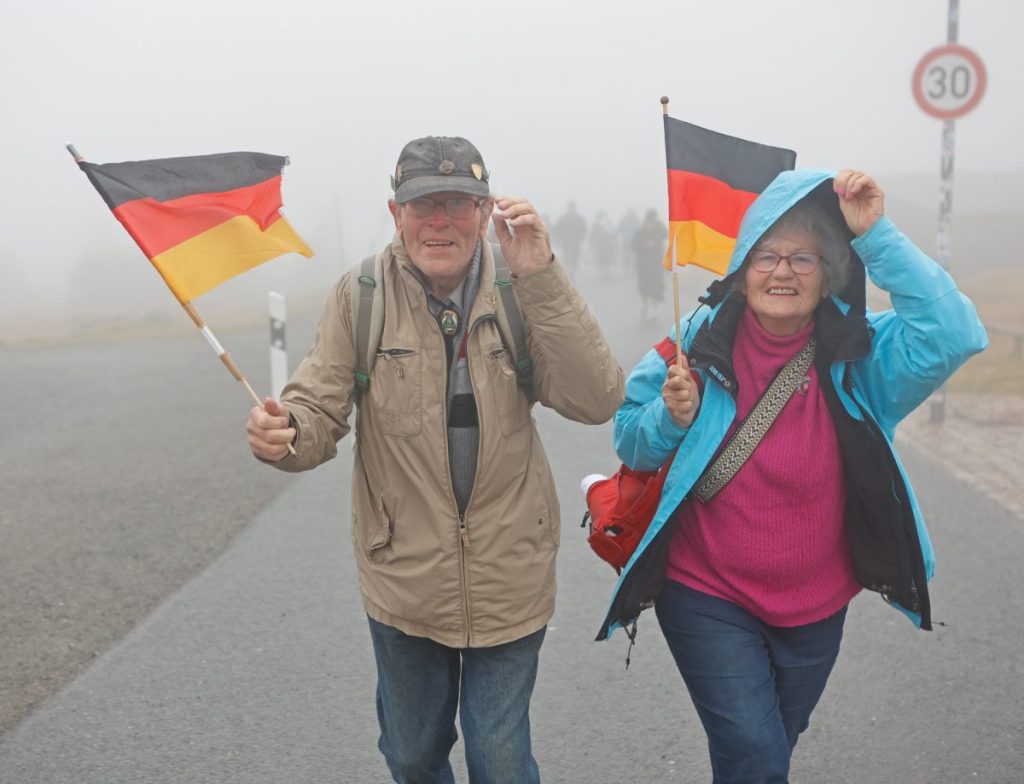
691, 168, 871, 368
721, 168, 864, 309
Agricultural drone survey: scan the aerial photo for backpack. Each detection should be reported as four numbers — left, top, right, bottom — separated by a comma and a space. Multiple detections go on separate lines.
349, 243, 533, 404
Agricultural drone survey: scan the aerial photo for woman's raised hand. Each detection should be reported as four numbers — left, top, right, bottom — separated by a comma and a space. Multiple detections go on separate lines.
834, 169, 884, 236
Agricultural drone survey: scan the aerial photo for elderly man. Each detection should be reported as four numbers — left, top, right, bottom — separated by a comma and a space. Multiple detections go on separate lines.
246, 135, 623, 783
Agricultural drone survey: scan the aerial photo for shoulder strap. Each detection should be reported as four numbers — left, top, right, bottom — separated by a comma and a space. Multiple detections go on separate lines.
351, 245, 534, 402
351, 253, 384, 405
691, 336, 816, 503
489, 243, 533, 388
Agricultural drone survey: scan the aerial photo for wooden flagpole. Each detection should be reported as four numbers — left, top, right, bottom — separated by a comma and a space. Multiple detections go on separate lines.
661, 97, 684, 369
66, 143, 297, 456
180, 302, 296, 455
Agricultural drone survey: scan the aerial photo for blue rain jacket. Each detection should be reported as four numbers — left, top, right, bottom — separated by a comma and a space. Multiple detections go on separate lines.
598, 169, 988, 640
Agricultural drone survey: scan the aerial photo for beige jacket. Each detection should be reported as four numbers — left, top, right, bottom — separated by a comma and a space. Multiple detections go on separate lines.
273, 236, 624, 647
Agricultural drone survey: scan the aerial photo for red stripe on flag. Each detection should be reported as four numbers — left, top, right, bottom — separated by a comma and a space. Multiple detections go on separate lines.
667, 169, 758, 239
111, 176, 285, 259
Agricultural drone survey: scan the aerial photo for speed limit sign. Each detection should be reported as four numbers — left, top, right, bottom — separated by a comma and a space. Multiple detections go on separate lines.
912, 44, 987, 120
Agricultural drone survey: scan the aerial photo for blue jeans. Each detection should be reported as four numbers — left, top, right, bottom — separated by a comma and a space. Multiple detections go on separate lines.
655, 581, 847, 784
367, 617, 545, 784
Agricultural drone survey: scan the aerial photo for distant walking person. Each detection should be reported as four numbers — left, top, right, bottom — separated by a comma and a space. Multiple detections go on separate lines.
552, 201, 587, 275
588, 210, 617, 273
632, 209, 667, 319
247, 135, 624, 783
600, 169, 987, 782
615, 207, 640, 277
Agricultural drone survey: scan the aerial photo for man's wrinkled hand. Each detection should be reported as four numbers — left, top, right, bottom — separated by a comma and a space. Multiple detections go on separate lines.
491, 196, 553, 277
246, 397, 295, 462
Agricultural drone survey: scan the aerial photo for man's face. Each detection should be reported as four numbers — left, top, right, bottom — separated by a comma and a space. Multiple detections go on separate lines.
389, 191, 493, 298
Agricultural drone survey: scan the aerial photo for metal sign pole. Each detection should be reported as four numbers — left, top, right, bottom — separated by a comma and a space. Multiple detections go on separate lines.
930, 0, 960, 424
910, 0, 986, 423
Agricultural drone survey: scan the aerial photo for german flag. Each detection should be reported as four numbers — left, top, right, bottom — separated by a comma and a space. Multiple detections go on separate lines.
664, 117, 795, 275
78, 152, 313, 303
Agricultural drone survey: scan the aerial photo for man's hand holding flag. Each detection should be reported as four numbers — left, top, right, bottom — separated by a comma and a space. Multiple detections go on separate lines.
69, 146, 314, 455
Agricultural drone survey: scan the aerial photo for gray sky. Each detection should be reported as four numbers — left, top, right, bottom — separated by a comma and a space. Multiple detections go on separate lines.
1, 0, 1021, 328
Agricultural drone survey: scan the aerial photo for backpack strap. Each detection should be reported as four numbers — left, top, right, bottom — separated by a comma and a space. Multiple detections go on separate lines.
490, 243, 533, 389
351, 253, 384, 405
350, 244, 534, 405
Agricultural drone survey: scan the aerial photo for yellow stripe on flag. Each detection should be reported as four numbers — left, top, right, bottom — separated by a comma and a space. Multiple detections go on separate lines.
663, 219, 735, 276
151, 215, 313, 302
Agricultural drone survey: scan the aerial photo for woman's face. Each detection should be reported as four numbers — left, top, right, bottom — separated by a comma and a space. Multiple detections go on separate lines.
740, 228, 829, 336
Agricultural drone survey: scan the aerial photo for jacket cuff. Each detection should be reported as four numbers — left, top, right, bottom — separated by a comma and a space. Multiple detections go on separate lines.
851, 214, 897, 257
657, 401, 690, 441
511, 256, 570, 305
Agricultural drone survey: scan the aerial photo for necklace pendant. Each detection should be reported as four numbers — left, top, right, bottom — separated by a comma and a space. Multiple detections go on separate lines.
439, 308, 460, 336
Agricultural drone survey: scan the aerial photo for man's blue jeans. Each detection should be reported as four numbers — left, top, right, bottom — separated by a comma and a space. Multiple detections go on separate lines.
367, 617, 545, 784
655, 581, 847, 784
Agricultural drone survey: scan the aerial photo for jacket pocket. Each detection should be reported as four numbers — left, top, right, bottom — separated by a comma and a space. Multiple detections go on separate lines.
485, 348, 530, 437
353, 492, 394, 563
369, 348, 422, 437
352, 510, 393, 561
531, 454, 560, 548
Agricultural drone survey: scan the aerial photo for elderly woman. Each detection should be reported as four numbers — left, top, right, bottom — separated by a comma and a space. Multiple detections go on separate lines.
597, 169, 988, 782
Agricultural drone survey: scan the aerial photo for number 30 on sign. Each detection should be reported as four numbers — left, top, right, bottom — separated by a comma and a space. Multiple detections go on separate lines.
912, 44, 987, 120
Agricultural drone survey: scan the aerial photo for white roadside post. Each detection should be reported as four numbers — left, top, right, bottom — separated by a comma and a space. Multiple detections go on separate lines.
268, 292, 288, 399
911, 0, 987, 424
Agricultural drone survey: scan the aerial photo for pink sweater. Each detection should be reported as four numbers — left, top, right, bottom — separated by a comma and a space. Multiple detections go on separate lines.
666, 309, 861, 626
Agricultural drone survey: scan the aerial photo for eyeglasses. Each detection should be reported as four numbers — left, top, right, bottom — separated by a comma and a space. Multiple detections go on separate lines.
403, 196, 483, 220
749, 250, 822, 275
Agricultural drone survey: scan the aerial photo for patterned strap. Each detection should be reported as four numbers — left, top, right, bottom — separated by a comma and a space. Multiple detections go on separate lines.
691, 336, 817, 504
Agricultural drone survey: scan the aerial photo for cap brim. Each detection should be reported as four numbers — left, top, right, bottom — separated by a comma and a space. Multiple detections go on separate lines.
395, 176, 490, 203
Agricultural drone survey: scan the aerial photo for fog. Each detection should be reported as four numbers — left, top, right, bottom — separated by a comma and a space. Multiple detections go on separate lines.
1, 0, 1021, 339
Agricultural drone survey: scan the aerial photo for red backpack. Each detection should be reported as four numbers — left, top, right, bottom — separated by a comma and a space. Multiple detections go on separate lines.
582, 338, 699, 573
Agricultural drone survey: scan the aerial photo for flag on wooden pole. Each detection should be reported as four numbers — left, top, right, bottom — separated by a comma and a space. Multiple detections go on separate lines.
76, 151, 313, 302
663, 117, 795, 275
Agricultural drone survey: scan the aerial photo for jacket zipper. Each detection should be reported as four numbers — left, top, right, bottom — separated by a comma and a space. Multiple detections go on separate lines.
434, 311, 484, 646
458, 508, 472, 646
454, 312, 500, 646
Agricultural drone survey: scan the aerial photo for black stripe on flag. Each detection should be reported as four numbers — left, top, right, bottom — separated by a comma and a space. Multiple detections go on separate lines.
664, 117, 796, 194
79, 152, 288, 209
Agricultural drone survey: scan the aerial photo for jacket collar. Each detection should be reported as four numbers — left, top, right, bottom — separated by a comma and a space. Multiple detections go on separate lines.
388, 233, 499, 323
688, 286, 872, 391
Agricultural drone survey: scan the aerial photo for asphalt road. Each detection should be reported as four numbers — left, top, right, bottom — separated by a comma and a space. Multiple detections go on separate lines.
1, 270, 1022, 782
0, 321, 294, 734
